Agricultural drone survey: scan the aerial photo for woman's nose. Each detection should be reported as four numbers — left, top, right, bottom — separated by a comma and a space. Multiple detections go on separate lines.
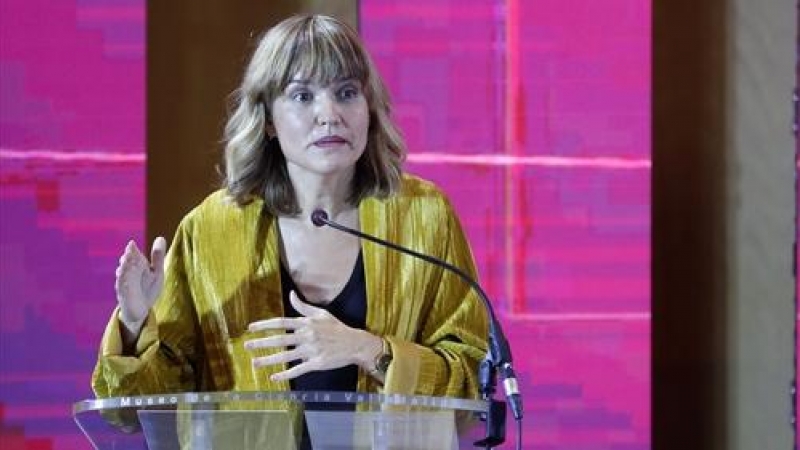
315, 94, 341, 126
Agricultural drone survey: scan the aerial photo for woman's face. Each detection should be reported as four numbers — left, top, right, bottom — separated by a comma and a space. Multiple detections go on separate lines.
269, 76, 370, 181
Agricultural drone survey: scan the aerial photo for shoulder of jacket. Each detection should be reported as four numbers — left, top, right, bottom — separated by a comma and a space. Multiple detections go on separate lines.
397, 174, 449, 205
181, 189, 262, 228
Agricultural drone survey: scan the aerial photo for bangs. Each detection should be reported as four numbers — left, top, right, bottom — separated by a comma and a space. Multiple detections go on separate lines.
280, 17, 368, 87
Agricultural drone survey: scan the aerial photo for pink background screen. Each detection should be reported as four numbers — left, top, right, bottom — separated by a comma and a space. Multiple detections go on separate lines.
0, 1, 649, 448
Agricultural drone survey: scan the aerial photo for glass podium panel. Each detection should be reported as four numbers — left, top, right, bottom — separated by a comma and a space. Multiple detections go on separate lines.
305, 410, 457, 450
73, 391, 489, 450
140, 410, 297, 450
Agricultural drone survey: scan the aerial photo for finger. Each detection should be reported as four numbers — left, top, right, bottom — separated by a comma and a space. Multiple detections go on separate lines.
251, 348, 305, 368
150, 236, 167, 272
120, 240, 147, 269
118, 240, 135, 266
289, 290, 327, 318
245, 333, 300, 350
117, 246, 143, 276
128, 240, 146, 260
248, 317, 306, 332
269, 361, 317, 382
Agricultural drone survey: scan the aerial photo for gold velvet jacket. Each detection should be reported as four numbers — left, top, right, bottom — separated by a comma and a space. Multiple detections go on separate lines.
92, 175, 489, 400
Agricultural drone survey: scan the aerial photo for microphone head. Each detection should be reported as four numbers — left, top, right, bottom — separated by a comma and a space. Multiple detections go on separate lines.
310, 209, 329, 227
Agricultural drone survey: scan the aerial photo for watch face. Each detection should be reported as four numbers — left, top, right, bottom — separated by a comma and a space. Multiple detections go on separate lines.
376, 353, 392, 373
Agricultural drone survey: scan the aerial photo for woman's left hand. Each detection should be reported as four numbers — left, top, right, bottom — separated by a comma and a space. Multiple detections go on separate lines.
245, 290, 382, 382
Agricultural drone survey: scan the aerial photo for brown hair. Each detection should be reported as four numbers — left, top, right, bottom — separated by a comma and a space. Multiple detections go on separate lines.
221, 14, 406, 215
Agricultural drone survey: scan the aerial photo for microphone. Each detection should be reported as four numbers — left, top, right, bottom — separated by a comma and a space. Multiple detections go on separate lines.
310, 209, 523, 423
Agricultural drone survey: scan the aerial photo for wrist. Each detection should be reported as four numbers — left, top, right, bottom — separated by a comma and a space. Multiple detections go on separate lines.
117, 309, 147, 353
368, 336, 393, 377
118, 310, 146, 333
356, 332, 384, 370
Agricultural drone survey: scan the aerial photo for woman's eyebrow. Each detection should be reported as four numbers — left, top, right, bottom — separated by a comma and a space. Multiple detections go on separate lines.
286, 78, 358, 87
286, 79, 310, 86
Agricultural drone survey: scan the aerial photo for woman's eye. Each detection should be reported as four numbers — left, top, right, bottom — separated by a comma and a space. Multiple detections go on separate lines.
338, 86, 360, 101
291, 91, 312, 102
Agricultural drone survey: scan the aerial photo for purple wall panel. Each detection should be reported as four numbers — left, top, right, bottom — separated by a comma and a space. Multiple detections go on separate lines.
361, 1, 650, 448
0, 0, 144, 448
0, 0, 649, 448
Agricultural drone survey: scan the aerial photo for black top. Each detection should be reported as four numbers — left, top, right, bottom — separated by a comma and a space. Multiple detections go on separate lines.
279, 252, 367, 396
280, 253, 367, 449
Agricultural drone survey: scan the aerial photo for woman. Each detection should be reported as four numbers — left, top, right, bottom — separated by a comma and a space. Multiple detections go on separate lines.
92, 14, 488, 405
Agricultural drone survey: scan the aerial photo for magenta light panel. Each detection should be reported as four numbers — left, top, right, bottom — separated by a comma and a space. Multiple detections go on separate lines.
0, 1, 649, 448
360, 1, 650, 448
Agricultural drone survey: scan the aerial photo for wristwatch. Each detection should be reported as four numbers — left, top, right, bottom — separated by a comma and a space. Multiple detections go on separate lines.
371, 338, 393, 376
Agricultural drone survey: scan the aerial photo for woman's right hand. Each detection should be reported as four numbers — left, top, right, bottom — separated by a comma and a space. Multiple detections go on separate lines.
114, 237, 167, 335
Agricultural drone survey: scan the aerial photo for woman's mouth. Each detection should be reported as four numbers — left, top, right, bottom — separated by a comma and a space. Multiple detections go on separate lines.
313, 135, 348, 147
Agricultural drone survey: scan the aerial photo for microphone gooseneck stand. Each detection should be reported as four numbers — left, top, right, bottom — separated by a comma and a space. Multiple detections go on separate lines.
310, 209, 523, 449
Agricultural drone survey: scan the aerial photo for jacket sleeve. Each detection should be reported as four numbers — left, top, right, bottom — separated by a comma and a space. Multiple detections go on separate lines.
383, 196, 490, 399
91, 218, 204, 398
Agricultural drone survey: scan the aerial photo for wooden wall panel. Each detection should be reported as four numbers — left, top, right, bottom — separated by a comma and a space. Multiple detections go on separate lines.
147, 1, 356, 242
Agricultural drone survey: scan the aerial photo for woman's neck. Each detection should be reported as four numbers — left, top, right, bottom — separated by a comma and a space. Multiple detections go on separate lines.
288, 170, 357, 221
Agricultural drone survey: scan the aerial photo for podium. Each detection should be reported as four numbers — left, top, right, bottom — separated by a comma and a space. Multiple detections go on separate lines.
73, 391, 490, 449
